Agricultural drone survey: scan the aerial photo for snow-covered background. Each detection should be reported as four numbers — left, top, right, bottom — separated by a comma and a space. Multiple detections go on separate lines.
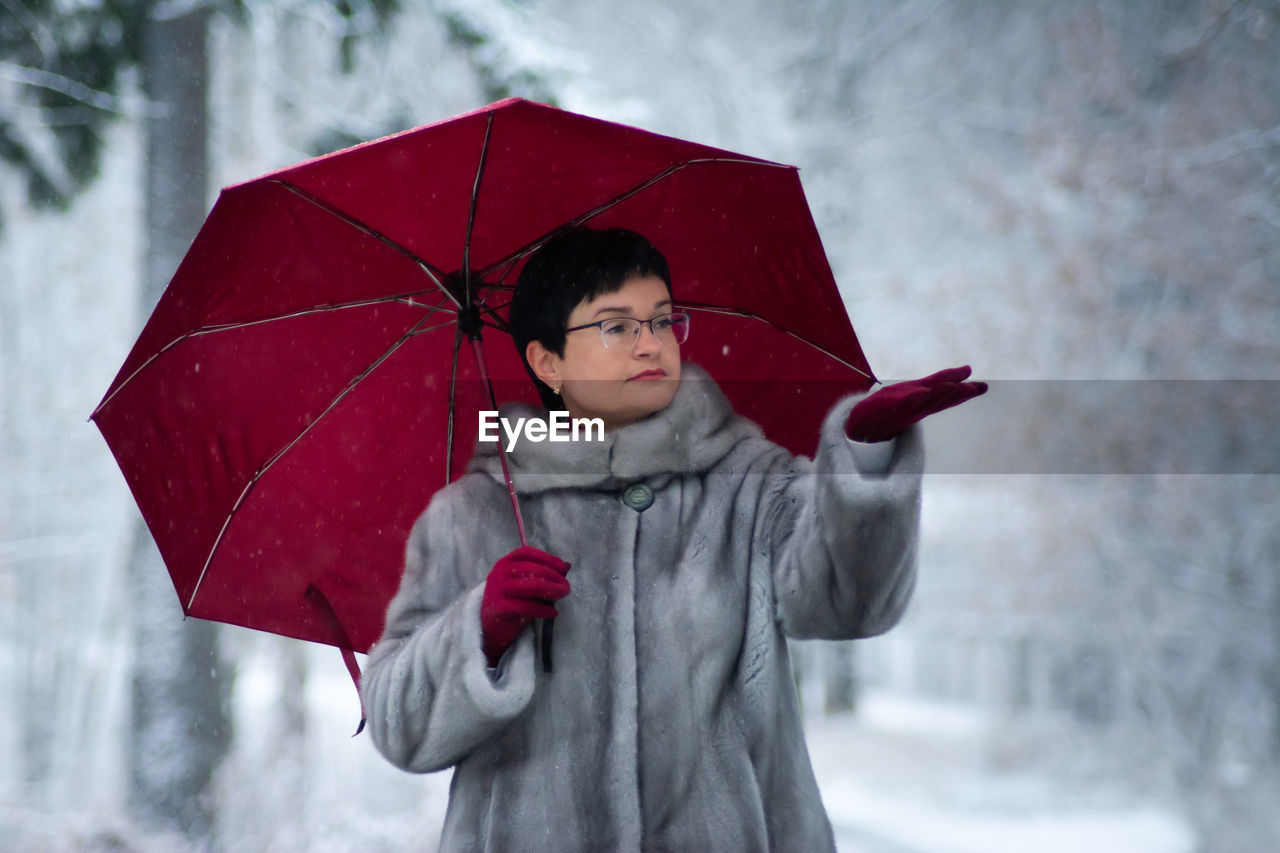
2, 1, 1278, 850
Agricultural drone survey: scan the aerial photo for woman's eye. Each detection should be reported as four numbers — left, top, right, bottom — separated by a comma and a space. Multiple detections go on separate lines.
601, 321, 629, 336
652, 316, 673, 332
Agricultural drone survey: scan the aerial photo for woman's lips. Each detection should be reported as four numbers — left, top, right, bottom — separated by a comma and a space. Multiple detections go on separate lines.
627, 369, 667, 381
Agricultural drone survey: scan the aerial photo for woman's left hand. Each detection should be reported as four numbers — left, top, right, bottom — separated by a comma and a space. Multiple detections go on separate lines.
845, 365, 987, 443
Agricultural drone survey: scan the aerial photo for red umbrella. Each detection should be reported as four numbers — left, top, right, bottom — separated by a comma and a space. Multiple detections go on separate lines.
91, 98, 874, 672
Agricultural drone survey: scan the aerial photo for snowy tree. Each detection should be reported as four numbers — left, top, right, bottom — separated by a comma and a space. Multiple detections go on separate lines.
3, 0, 398, 843
126, 6, 228, 839
796, 1, 1280, 845
0, 0, 145, 225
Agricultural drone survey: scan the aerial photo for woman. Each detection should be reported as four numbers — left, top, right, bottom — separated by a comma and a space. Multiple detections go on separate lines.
363, 227, 985, 851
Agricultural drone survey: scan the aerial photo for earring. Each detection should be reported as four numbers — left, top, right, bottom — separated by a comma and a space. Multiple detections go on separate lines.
552, 383, 562, 395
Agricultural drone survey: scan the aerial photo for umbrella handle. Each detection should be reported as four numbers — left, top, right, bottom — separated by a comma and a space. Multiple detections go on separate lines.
541, 619, 555, 673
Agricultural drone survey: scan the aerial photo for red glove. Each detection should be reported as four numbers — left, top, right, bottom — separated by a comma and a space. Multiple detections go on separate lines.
845, 365, 988, 443
481, 546, 571, 667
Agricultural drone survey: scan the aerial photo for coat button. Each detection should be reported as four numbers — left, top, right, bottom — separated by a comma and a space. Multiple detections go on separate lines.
620, 483, 654, 512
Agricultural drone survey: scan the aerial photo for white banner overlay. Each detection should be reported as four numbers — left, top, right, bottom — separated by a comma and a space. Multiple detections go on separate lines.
478, 410, 606, 451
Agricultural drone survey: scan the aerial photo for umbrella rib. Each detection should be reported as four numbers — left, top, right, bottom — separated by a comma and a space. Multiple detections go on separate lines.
405, 317, 461, 337
469, 289, 513, 334
270, 179, 461, 308
472, 156, 791, 281
91, 294, 456, 417
184, 311, 440, 612
461, 113, 495, 305
679, 303, 874, 381
192, 294, 452, 335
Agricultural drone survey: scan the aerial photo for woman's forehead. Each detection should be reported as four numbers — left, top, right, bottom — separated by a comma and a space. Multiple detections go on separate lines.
570, 275, 672, 321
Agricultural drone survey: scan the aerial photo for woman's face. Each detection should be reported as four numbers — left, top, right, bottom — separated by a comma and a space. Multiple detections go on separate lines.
528, 275, 682, 431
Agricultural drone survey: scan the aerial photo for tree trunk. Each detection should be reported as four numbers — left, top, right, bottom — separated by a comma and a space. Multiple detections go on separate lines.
128, 3, 230, 840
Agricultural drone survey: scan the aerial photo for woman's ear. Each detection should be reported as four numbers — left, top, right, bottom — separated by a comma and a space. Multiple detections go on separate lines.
526, 340, 562, 390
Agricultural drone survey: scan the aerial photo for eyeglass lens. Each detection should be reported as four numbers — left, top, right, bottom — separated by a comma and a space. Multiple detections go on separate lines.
600, 314, 690, 349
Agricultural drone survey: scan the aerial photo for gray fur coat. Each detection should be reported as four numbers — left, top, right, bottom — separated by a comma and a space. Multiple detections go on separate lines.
364, 364, 923, 852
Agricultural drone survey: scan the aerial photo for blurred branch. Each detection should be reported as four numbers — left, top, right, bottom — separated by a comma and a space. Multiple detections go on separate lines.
0, 0, 56, 63
151, 0, 225, 22
4, 105, 116, 128
0, 114, 74, 199
0, 60, 130, 114
1152, 125, 1280, 170
1160, 0, 1254, 64
850, 0, 946, 70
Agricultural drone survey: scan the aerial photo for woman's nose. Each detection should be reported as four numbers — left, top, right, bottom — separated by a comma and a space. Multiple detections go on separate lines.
633, 322, 663, 353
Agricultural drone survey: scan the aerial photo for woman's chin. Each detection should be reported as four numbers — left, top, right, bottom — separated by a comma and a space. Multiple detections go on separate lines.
632, 379, 680, 410
569, 377, 681, 431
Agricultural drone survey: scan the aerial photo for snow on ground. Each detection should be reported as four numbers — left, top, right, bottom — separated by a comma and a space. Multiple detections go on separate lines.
809, 693, 1196, 853
3, 652, 1196, 851
288, 651, 1197, 853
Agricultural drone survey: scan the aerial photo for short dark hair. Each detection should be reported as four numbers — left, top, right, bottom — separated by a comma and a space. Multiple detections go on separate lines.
509, 226, 672, 409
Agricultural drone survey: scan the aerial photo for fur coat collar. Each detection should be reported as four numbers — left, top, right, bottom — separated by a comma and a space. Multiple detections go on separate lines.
469, 363, 763, 492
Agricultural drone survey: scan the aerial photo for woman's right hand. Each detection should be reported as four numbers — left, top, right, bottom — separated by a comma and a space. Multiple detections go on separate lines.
480, 546, 571, 667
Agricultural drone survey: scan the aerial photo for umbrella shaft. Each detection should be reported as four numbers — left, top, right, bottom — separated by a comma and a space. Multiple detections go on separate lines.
468, 336, 551, 672
468, 337, 529, 547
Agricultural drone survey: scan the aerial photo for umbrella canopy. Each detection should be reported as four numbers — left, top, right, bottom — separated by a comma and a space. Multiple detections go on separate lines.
92, 98, 874, 656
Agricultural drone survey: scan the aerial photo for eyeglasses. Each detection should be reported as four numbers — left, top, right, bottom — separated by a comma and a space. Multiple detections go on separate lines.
564, 312, 691, 351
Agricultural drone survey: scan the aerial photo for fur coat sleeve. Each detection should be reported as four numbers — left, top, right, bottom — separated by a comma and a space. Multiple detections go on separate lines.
364, 478, 537, 773
768, 397, 924, 640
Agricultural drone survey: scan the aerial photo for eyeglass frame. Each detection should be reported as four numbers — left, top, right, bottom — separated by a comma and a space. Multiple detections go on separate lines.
563, 311, 691, 350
